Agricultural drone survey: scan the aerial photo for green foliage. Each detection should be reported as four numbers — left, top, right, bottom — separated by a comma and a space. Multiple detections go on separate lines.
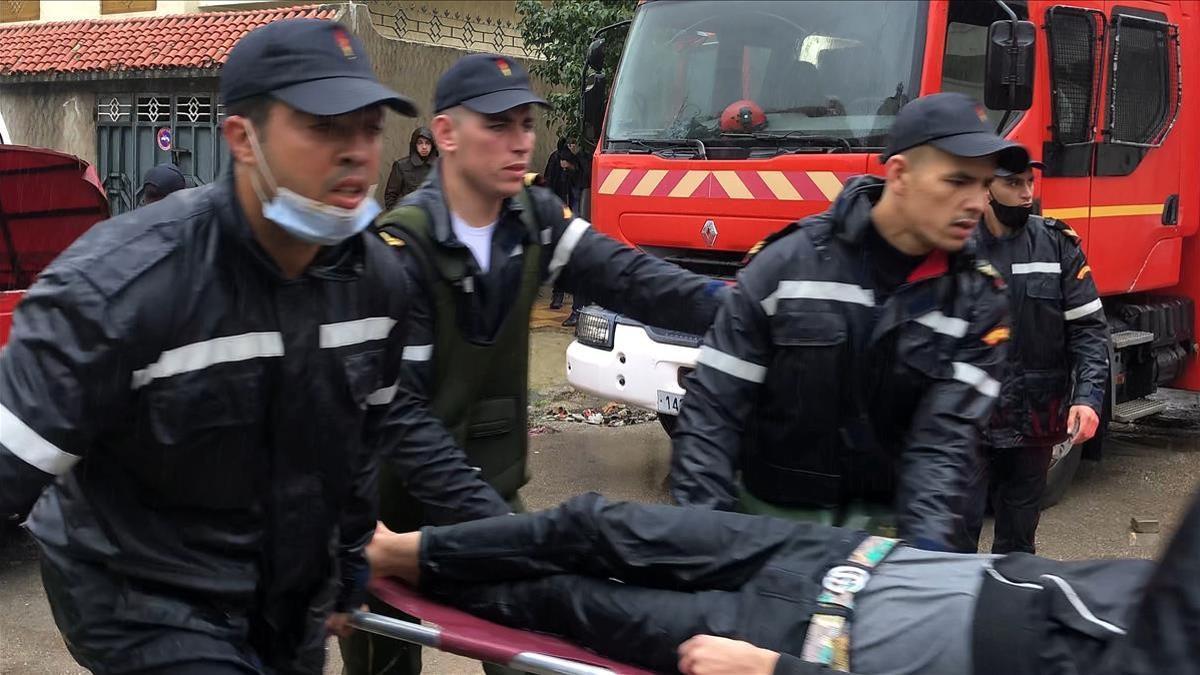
516, 0, 636, 142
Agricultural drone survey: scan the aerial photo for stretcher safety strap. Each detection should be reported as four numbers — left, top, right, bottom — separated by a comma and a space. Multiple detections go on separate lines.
800, 535, 900, 672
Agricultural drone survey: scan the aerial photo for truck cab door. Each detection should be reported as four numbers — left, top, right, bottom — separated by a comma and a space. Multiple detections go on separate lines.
1038, 1, 1108, 254
1085, 2, 1183, 295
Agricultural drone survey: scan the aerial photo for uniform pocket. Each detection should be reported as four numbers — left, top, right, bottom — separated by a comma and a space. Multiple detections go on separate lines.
137, 367, 264, 508
341, 349, 385, 409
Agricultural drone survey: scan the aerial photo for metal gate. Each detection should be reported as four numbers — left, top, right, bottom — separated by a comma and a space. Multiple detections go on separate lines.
96, 93, 227, 215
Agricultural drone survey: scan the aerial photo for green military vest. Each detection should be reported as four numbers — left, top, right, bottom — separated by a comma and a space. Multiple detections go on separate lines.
375, 189, 544, 504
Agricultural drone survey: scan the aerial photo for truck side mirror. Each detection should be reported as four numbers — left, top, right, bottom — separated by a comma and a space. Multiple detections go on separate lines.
984, 19, 1036, 111
581, 71, 608, 146
585, 37, 606, 74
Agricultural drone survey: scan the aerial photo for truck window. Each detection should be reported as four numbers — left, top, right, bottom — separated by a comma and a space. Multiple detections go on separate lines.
1046, 7, 1104, 146
606, 0, 924, 150
941, 0, 1028, 129
1106, 12, 1179, 147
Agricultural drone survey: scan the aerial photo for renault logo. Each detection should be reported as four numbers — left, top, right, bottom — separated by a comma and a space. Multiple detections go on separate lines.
701, 219, 718, 247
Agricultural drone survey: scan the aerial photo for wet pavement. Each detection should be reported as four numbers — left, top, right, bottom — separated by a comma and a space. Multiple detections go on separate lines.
2, 320, 1198, 674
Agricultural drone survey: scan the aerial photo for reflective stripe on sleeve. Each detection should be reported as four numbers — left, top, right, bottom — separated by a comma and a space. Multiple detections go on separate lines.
0, 402, 81, 475
915, 311, 969, 338
696, 345, 768, 383
1064, 298, 1103, 321
952, 362, 1000, 398
366, 383, 399, 406
402, 344, 434, 362
546, 218, 591, 284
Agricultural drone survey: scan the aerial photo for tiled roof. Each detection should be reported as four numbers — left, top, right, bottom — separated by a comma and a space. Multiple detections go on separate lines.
0, 4, 337, 77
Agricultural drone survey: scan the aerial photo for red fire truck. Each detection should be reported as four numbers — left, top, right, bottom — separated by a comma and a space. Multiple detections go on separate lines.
0, 145, 109, 344
565, 0, 1199, 502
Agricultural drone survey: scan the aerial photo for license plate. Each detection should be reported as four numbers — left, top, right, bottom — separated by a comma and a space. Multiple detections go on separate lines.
656, 390, 682, 415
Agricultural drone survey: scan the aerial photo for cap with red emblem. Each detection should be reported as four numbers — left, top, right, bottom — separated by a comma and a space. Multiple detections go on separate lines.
434, 53, 548, 114
220, 18, 417, 117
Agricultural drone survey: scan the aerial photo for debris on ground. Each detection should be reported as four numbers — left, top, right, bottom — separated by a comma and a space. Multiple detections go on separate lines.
533, 401, 657, 428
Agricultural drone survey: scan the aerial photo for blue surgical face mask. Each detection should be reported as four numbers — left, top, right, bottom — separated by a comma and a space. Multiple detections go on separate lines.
246, 125, 381, 246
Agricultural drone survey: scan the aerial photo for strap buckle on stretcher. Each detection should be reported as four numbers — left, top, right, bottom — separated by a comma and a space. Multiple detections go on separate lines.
800, 536, 900, 672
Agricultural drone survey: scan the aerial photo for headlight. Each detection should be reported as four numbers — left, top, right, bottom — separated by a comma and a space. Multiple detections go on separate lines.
575, 309, 615, 350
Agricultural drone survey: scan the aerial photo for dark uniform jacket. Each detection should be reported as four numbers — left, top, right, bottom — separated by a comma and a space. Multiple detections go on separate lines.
383, 168, 729, 504
671, 176, 1011, 551
0, 174, 505, 670
973, 215, 1108, 447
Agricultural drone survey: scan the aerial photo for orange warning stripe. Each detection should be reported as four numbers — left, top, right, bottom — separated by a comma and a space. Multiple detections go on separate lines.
596, 168, 857, 201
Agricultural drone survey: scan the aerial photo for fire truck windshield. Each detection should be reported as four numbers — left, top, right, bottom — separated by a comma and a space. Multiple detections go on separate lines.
606, 0, 925, 151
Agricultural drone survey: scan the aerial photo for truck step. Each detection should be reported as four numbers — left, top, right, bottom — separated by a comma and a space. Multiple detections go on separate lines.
1112, 397, 1168, 423
1111, 330, 1154, 350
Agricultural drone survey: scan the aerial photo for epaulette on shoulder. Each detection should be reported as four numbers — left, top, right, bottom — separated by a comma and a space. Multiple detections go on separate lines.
976, 260, 1007, 291
742, 221, 803, 264
377, 228, 406, 248
524, 172, 546, 187
1043, 216, 1081, 244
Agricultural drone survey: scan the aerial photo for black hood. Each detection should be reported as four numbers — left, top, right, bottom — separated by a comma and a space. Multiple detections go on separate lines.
409, 126, 436, 164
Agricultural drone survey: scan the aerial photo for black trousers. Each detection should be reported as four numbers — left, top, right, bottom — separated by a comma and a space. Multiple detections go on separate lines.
418, 493, 861, 674
965, 444, 1053, 554
37, 547, 325, 675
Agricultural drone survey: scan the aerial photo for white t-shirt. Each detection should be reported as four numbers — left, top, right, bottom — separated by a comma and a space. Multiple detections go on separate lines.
450, 211, 497, 273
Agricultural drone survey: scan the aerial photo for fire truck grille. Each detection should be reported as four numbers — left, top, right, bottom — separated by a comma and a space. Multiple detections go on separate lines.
640, 246, 742, 280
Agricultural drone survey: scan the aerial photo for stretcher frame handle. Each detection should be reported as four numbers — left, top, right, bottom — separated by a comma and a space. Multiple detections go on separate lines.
350, 610, 619, 675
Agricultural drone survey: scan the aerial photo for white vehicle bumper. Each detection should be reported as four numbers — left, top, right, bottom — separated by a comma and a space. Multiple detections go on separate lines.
566, 321, 699, 415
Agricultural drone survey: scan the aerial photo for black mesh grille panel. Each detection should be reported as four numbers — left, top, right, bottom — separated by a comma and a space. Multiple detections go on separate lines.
1047, 8, 1101, 145
1109, 17, 1176, 145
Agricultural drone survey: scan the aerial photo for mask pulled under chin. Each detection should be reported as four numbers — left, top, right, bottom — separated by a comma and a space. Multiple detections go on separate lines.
990, 198, 1033, 230
246, 125, 381, 246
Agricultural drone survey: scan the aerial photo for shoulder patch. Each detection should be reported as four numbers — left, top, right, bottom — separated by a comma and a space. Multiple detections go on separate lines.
1044, 217, 1081, 244
982, 325, 1011, 346
743, 221, 802, 264
378, 230, 406, 248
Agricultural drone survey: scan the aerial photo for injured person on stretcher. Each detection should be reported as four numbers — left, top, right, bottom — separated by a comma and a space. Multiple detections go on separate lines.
366, 491, 1200, 675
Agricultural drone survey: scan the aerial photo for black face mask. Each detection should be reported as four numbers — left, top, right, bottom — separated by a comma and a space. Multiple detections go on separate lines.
990, 197, 1033, 229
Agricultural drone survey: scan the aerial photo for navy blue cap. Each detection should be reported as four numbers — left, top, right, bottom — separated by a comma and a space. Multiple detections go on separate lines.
995, 159, 1045, 177
882, 93, 1028, 173
434, 53, 547, 114
141, 163, 186, 194
220, 19, 416, 117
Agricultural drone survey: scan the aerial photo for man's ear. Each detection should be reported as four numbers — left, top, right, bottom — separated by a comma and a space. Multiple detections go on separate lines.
883, 154, 909, 197
431, 113, 457, 154
222, 116, 258, 167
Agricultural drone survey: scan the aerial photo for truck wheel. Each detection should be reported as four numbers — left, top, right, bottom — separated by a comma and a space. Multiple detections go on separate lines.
1041, 440, 1083, 509
658, 413, 678, 437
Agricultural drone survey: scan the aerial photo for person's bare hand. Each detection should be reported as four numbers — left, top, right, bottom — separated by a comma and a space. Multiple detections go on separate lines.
677, 635, 780, 675
325, 606, 365, 638
366, 521, 397, 578
1068, 405, 1100, 443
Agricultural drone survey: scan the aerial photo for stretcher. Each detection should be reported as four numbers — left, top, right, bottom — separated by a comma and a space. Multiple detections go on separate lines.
351, 578, 656, 675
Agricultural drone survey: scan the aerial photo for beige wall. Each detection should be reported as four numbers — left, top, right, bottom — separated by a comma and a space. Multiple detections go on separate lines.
5, 0, 297, 24
0, 83, 98, 161
0, 2, 562, 187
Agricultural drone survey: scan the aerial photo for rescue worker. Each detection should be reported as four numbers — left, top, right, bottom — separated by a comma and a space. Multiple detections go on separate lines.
965, 158, 1108, 554
138, 162, 187, 205
384, 126, 436, 209
670, 93, 1024, 552
339, 53, 729, 675
0, 19, 508, 674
